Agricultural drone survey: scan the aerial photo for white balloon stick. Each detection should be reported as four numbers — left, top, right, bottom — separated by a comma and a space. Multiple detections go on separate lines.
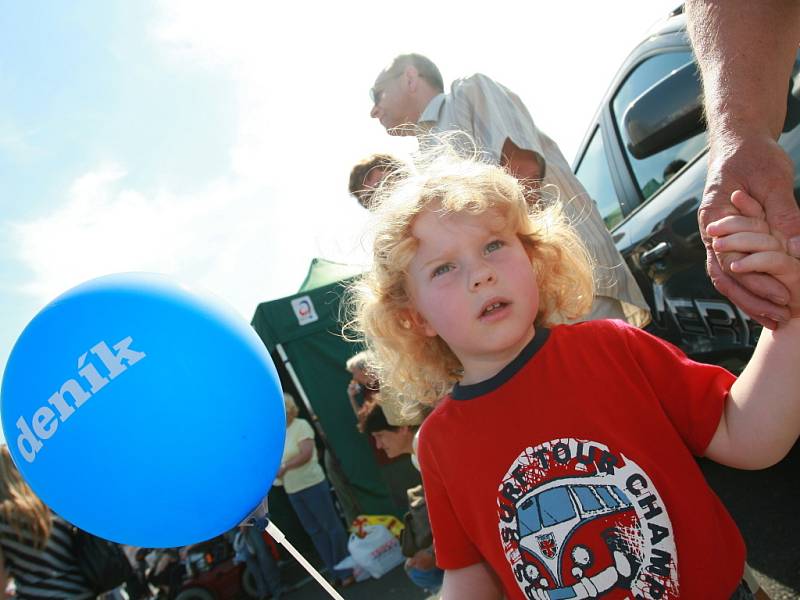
265, 520, 347, 600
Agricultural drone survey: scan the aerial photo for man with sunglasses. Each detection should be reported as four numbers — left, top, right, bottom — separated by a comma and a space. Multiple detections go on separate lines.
347, 153, 405, 209
368, 54, 650, 327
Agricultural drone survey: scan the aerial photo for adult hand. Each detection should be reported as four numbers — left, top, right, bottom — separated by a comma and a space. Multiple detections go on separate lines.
406, 549, 436, 570
347, 381, 362, 399
699, 132, 799, 328
709, 190, 800, 320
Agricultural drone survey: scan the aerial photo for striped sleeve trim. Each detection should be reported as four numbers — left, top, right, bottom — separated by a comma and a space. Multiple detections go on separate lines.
0, 517, 94, 599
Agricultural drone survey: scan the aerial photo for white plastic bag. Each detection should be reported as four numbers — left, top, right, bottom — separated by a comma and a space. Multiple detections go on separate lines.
346, 524, 404, 578
333, 556, 371, 582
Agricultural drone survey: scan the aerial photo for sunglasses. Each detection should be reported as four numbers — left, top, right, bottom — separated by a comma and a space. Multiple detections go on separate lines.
369, 86, 384, 105
369, 70, 403, 105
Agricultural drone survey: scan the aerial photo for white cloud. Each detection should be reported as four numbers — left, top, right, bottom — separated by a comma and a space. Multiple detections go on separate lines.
9, 0, 680, 322
11, 161, 354, 319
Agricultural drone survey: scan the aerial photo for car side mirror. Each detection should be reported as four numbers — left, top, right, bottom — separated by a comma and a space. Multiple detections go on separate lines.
624, 59, 800, 160
623, 61, 704, 160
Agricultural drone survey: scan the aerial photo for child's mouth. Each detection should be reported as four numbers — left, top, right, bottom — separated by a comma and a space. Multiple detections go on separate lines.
481, 301, 509, 318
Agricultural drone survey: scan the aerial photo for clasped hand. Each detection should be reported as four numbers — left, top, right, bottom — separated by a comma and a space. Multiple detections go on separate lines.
699, 133, 800, 328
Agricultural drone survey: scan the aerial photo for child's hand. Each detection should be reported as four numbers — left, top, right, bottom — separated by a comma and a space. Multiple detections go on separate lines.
708, 190, 800, 318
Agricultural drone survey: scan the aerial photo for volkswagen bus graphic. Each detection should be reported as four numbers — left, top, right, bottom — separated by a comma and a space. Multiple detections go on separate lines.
514, 477, 643, 599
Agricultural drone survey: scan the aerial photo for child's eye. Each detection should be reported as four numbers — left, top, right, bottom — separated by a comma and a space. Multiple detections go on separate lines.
432, 263, 454, 278
485, 240, 505, 254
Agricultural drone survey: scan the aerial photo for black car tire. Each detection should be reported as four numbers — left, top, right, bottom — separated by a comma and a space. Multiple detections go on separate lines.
241, 566, 259, 599
174, 587, 215, 600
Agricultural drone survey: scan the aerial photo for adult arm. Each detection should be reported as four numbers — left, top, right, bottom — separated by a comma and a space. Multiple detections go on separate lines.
501, 139, 543, 205
406, 548, 436, 570
277, 439, 314, 478
441, 562, 504, 600
346, 382, 362, 417
500, 138, 542, 181
686, 0, 800, 326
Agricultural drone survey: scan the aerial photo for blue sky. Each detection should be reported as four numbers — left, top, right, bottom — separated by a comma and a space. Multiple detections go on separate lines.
1, 1, 680, 441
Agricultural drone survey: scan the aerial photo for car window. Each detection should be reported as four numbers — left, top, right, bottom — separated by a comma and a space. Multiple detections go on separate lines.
573, 485, 602, 512
594, 486, 620, 508
777, 60, 800, 198
575, 128, 623, 229
517, 497, 542, 536
539, 487, 576, 527
612, 485, 632, 506
611, 51, 708, 201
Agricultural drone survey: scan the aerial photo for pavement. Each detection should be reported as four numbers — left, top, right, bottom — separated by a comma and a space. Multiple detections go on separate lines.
699, 442, 800, 600
276, 563, 430, 600
275, 444, 799, 600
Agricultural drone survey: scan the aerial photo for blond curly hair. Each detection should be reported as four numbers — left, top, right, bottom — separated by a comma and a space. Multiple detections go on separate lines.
348, 145, 594, 407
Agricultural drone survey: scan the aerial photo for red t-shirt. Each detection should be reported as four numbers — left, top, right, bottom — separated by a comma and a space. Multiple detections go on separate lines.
418, 320, 744, 599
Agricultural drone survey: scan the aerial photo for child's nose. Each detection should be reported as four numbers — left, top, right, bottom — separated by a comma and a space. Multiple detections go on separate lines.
470, 263, 496, 289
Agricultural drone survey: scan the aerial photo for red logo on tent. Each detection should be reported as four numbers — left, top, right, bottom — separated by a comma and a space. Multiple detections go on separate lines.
297, 300, 311, 317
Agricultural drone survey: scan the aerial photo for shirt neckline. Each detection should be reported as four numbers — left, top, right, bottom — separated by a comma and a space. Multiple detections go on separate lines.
451, 327, 551, 401
418, 93, 446, 126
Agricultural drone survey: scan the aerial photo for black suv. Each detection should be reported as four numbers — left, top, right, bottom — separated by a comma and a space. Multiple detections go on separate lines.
571, 8, 800, 596
572, 6, 800, 373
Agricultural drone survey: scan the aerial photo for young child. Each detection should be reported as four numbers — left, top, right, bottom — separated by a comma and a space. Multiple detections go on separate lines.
350, 152, 800, 600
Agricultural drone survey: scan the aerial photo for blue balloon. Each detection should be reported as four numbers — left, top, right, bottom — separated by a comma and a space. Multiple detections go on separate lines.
1, 273, 285, 547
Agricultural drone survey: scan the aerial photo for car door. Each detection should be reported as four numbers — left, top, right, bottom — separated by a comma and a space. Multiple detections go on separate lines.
575, 46, 759, 370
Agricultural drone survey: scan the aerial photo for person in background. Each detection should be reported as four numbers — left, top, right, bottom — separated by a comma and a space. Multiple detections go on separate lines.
345, 351, 421, 510
146, 548, 183, 599
277, 393, 355, 589
345, 351, 379, 416
368, 53, 650, 327
686, 0, 800, 329
358, 401, 443, 595
348, 153, 405, 209
233, 521, 283, 600
0, 445, 95, 599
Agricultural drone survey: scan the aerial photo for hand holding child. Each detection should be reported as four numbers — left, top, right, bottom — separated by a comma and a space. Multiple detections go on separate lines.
707, 189, 800, 321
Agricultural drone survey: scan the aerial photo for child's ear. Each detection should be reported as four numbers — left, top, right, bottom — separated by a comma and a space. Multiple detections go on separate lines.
401, 308, 437, 338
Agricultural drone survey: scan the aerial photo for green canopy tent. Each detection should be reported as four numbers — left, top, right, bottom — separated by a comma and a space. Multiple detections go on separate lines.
251, 258, 418, 571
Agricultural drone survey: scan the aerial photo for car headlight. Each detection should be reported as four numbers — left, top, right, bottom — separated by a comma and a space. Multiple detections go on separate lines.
571, 545, 593, 567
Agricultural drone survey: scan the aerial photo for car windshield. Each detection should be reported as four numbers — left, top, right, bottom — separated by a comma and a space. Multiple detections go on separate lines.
539, 487, 577, 527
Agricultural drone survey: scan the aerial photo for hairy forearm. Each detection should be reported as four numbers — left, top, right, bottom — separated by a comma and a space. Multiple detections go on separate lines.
686, 0, 800, 140
715, 319, 800, 468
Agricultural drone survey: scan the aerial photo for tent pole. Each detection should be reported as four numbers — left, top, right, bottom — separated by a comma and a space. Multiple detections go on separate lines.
276, 343, 317, 418
275, 343, 362, 516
